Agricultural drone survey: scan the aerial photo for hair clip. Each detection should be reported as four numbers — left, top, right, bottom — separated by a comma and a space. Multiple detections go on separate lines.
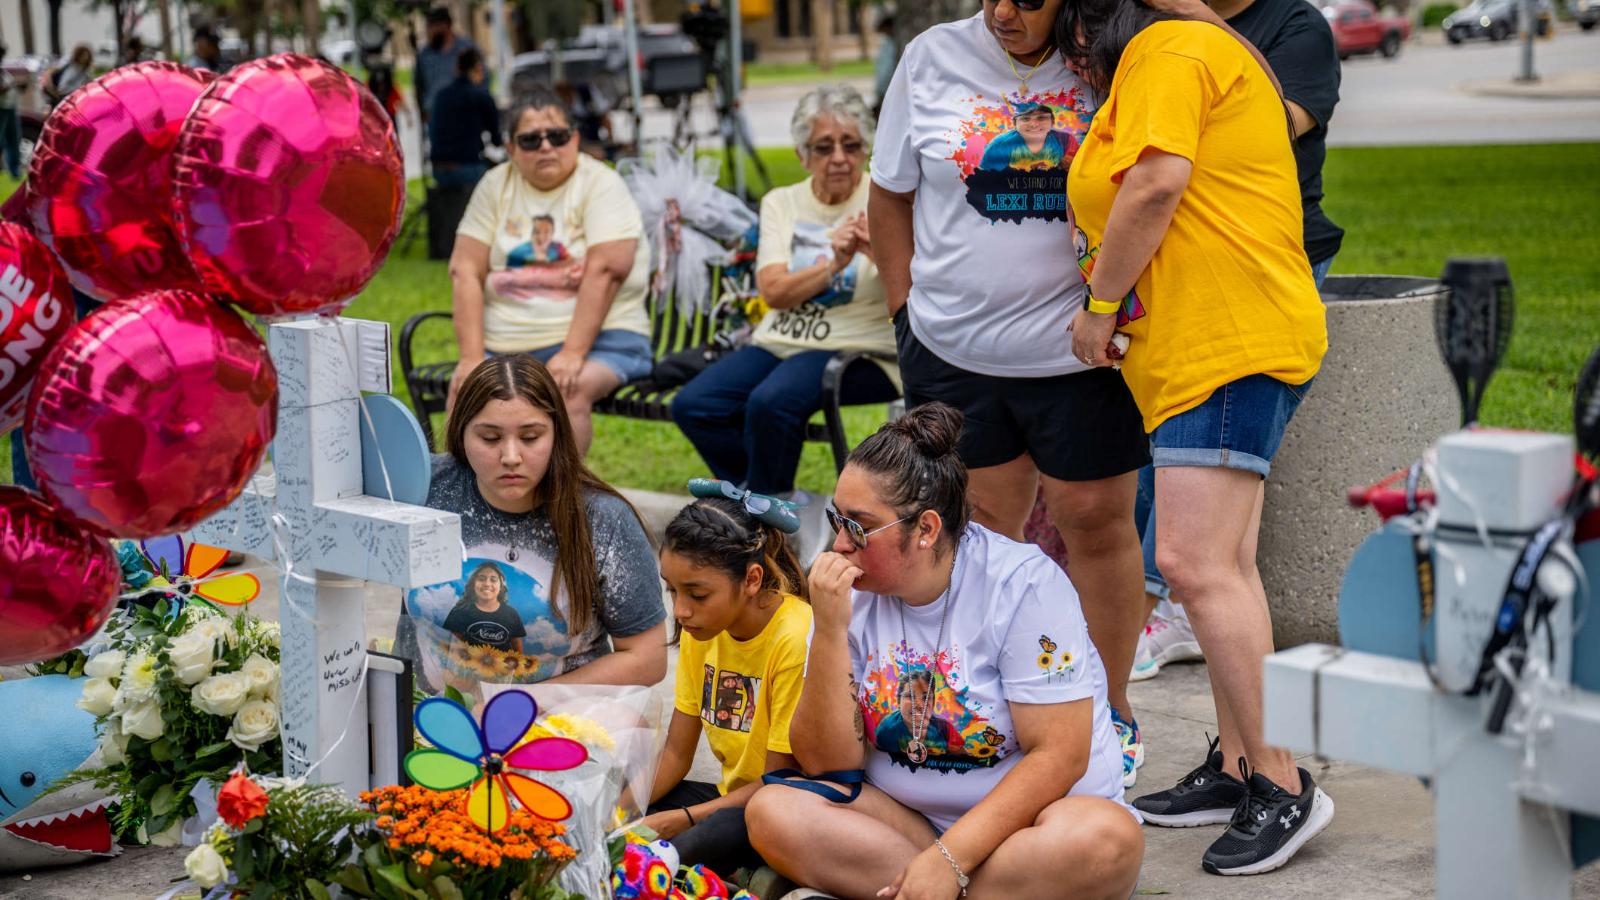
687, 478, 802, 535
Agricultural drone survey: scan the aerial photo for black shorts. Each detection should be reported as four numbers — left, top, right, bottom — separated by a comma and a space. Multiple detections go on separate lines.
895, 309, 1150, 482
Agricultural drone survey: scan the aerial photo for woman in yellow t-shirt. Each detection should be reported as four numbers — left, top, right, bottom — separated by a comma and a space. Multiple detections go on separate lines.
642, 481, 813, 876
1059, 3, 1331, 877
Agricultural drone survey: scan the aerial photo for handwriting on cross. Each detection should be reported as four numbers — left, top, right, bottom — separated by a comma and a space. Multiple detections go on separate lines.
193, 317, 461, 795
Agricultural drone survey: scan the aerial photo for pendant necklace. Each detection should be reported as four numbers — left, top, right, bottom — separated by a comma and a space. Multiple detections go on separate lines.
992, 29, 1054, 97
898, 559, 957, 765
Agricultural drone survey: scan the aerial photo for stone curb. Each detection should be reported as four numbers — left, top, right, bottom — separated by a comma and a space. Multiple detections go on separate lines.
1459, 71, 1600, 99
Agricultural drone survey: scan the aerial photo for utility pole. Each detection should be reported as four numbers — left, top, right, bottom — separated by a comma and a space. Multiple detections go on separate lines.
1516, 0, 1539, 82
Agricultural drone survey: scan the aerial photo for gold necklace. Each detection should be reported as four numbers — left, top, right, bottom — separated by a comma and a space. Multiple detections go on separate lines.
992, 30, 1055, 97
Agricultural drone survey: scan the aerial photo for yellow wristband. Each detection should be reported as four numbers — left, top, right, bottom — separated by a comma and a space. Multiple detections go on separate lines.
1085, 296, 1121, 315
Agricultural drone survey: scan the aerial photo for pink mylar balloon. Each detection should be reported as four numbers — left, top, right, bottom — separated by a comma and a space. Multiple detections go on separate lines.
0, 486, 120, 665
26, 62, 216, 301
171, 53, 404, 316
0, 223, 76, 432
25, 290, 278, 538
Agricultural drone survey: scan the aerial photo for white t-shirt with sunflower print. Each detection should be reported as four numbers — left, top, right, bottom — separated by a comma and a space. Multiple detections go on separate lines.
846, 524, 1128, 831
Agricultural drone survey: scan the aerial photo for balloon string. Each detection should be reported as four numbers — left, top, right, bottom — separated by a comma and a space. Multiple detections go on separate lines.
281, 655, 373, 780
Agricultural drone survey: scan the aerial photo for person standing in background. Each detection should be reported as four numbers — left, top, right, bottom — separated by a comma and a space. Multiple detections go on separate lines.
415, 6, 480, 125
0, 47, 21, 181
429, 47, 501, 190
186, 29, 227, 73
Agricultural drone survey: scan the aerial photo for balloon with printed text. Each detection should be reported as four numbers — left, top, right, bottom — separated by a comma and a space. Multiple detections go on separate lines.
0, 223, 76, 434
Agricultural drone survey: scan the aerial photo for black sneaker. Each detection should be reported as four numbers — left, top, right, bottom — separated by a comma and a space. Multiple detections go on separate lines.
1132, 736, 1247, 827
1201, 763, 1335, 876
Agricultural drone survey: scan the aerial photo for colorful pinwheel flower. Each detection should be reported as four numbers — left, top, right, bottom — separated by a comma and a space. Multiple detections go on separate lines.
140, 534, 261, 606
404, 690, 588, 832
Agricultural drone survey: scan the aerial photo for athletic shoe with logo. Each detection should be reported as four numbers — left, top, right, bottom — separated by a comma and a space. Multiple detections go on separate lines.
1110, 706, 1144, 788
1132, 735, 1246, 827
1201, 762, 1335, 876
1128, 611, 1204, 682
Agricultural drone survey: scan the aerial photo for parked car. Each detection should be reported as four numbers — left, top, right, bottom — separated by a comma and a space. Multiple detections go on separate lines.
1443, 0, 1553, 43
1324, 1, 1412, 58
1572, 0, 1600, 30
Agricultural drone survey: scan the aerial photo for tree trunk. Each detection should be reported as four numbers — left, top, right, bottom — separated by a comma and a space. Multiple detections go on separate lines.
156, 0, 173, 58
302, 0, 321, 56
18, 0, 36, 56
854, 0, 870, 61
46, 0, 62, 57
892, 0, 970, 68
812, 0, 834, 71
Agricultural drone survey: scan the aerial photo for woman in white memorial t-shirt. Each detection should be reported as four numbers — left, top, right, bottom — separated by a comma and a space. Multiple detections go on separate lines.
869, 0, 1154, 791
746, 404, 1142, 900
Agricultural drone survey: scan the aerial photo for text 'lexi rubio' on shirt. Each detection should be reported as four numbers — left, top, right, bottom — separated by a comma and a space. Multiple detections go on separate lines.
984, 192, 1067, 213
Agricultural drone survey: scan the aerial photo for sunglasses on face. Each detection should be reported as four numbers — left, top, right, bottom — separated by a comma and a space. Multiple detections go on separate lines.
989, 0, 1048, 10
809, 139, 866, 159
826, 504, 911, 549
514, 128, 573, 151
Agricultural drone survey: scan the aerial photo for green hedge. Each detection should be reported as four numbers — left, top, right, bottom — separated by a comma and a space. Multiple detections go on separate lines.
1422, 2, 1459, 27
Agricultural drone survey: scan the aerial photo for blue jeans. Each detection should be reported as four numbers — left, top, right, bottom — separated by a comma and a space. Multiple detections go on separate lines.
1140, 256, 1334, 597
670, 346, 899, 494
11, 289, 102, 488
432, 161, 488, 189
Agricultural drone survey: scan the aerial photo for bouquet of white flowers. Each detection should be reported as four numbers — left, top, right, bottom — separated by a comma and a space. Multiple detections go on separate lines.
71, 598, 283, 844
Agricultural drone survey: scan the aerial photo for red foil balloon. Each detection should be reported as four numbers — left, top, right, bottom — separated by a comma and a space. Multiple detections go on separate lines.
0, 223, 76, 432
25, 290, 278, 538
171, 53, 404, 316
0, 486, 120, 665
26, 62, 216, 301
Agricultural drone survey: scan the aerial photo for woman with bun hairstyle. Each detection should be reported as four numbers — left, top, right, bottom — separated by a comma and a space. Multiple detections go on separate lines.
643, 481, 813, 874
746, 403, 1142, 900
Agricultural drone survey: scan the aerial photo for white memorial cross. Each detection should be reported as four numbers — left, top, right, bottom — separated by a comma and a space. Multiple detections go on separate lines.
192, 317, 461, 795
1265, 430, 1600, 899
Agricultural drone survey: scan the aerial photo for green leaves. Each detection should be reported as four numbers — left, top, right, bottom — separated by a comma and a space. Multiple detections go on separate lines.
149, 783, 177, 817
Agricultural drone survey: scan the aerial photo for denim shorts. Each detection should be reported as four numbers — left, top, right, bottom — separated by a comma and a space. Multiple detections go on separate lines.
516, 328, 655, 384
1149, 374, 1313, 478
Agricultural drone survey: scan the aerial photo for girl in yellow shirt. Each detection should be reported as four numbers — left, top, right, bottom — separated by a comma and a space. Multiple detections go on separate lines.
1060, 5, 1331, 878
642, 481, 813, 877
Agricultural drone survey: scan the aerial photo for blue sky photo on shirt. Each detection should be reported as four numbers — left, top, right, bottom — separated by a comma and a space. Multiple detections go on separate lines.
407, 546, 574, 660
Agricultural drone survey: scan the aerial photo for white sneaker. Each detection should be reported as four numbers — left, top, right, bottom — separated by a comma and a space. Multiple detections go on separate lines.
1129, 612, 1203, 681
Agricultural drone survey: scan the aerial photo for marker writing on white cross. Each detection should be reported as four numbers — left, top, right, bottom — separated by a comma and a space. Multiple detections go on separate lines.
0, 265, 65, 392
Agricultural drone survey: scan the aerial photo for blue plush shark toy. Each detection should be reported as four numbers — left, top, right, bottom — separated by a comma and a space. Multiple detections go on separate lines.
0, 674, 118, 872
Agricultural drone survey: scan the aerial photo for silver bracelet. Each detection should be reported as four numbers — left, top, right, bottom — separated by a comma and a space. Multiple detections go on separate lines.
932, 838, 970, 897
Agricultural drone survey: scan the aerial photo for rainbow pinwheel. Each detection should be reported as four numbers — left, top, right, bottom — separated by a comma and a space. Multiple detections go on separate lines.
404, 690, 588, 832
140, 534, 261, 606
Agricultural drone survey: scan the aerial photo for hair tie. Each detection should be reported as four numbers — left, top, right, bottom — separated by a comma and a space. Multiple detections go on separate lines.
687, 479, 802, 534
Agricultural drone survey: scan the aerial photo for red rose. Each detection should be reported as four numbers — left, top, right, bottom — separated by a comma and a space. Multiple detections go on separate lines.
216, 771, 269, 829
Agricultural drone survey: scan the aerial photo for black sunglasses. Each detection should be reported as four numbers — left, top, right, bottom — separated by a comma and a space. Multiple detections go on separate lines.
826, 504, 911, 550
808, 139, 866, 158
989, 0, 1048, 10
514, 128, 574, 151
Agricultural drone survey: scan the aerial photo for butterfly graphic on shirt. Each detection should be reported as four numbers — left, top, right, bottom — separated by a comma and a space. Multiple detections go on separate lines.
1036, 634, 1077, 681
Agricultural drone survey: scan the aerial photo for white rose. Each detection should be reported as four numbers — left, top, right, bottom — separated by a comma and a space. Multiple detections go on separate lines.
122, 699, 165, 741
114, 650, 159, 710
77, 677, 118, 716
98, 721, 127, 766
239, 654, 277, 698
192, 672, 250, 717
184, 842, 228, 888
227, 700, 279, 752
167, 628, 219, 686
84, 650, 126, 679
266, 675, 280, 707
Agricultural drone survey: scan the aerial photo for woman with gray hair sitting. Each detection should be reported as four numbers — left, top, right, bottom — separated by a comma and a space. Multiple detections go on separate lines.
671, 84, 900, 503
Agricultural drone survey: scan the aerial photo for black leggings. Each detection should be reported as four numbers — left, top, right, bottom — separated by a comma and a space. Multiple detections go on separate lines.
648, 780, 765, 875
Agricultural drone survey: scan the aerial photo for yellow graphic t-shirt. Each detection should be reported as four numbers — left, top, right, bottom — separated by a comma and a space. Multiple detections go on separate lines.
753, 175, 900, 389
1067, 21, 1327, 433
673, 594, 813, 796
457, 155, 652, 353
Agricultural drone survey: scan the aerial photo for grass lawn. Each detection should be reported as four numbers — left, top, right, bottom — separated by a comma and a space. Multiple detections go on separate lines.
0, 143, 1595, 496
745, 57, 875, 87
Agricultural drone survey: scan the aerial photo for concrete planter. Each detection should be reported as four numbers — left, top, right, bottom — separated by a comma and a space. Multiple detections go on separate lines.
1259, 275, 1459, 647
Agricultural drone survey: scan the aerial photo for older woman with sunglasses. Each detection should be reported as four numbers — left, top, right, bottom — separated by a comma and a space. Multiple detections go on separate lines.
671, 84, 899, 507
446, 85, 653, 454
746, 403, 1141, 900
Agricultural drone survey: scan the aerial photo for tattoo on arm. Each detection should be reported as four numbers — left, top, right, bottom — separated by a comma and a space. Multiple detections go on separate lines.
849, 675, 865, 741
